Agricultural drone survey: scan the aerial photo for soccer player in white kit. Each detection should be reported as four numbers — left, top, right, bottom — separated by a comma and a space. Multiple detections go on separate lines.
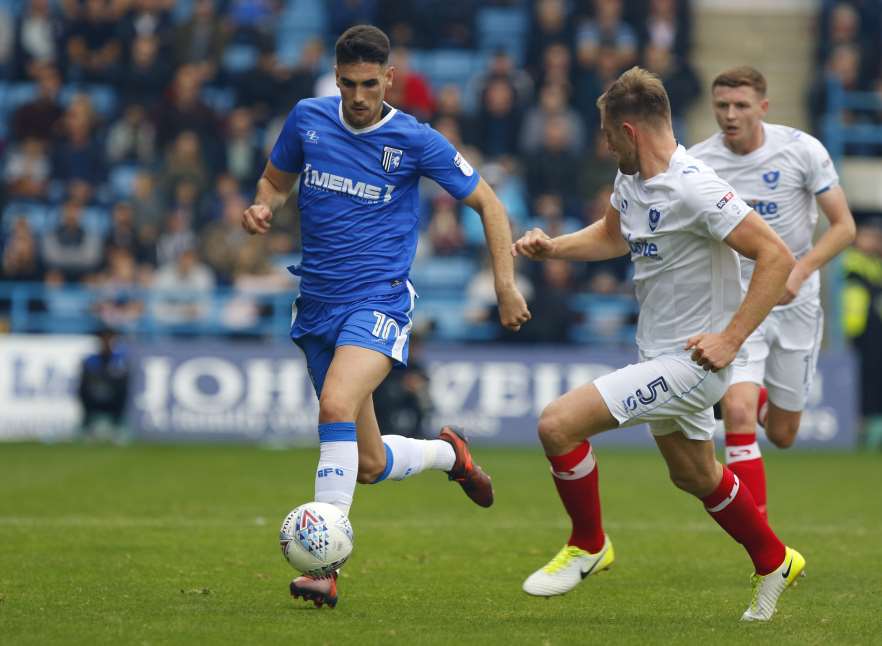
514, 67, 804, 621
689, 67, 856, 519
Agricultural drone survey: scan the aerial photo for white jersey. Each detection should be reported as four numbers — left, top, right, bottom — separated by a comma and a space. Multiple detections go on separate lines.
611, 145, 751, 358
688, 123, 839, 308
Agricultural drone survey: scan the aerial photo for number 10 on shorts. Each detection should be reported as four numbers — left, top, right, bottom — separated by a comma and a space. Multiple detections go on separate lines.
372, 311, 400, 341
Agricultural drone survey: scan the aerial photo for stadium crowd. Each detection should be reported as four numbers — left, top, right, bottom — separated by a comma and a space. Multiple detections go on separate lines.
0, 0, 879, 344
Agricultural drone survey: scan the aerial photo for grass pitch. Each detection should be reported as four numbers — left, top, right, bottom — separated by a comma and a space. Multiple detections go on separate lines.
0, 443, 880, 645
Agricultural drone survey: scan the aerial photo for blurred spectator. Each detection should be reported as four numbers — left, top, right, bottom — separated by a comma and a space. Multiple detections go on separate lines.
575, 0, 638, 71
222, 238, 290, 330
222, 108, 262, 188
105, 104, 157, 166
433, 85, 476, 146
103, 201, 154, 267
64, 0, 123, 83
10, 65, 64, 143
808, 44, 868, 143
152, 246, 215, 326
93, 246, 144, 330
0, 6, 13, 77
642, 43, 700, 140
426, 196, 466, 256
4, 138, 51, 200
520, 82, 586, 155
575, 43, 623, 130
120, 33, 172, 108
226, 0, 280, 46
524, 116, 582, 212
41, 200, 103, 282
527, 0, 574, 81
116, 0, 174, 59
524, 258, 579, 343
13, 0, 65, 80
129, 171, 164, 239
465, 252, 534, 340
77, 328, 130, 441
158, 131, 210, 203
386, 47, 436, 122
476, 77, 522, 158
579, 134, 619, 201
536, 42, 573, 90
155, 210, 196, 267
154, 66, 218, 155
173, 0, 229, 84
1, 218, 43, 283
817, 1, 879, 84
200, 193, 250, 284
842, 221, 882, 448
472, 50, 535, 109
330, 0, 379, 40
639, 0, 692, 61
53, 95, 107, 198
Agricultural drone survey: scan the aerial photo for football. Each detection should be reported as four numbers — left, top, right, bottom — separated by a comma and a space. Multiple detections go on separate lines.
279, 502, 354, 576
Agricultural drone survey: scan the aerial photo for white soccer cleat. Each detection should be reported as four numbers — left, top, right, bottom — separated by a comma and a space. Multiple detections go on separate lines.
741, 546, 806, 621
522, 535, 614, 597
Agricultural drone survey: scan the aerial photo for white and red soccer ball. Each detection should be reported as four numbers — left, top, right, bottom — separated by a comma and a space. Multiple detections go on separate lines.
279, 502, 354, 576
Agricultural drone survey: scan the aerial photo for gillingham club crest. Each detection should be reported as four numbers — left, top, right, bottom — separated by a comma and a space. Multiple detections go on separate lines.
382, 146, 404, 173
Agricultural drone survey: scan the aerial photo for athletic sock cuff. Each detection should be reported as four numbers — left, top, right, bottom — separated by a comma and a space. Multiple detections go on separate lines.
725, 432, 758, 446
372, 443, 394, 483
318, 422, 357, 443
548, 441, 595, 480
702, 467, 739, 512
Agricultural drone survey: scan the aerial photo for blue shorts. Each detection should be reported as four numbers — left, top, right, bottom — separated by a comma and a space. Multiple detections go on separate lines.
290, 281, 417, 396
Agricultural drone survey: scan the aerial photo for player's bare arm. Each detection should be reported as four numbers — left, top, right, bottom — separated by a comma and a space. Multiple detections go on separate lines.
243, 160, 299, 235
463, 177, 531, 331
686, 212, 795, 371
779, 186, 856, 304
512, 203, 629, 262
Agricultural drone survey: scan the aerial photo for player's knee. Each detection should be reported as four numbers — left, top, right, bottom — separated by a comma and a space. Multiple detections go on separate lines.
318, 391, 356, 424
722, 397, 755, 434
767, 425, 798, 449
537, 407, 570, 453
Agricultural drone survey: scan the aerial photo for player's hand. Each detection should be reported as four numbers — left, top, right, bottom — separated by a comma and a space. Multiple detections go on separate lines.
778, 263, 809, 305
685, 332, 740, 372
242, 203, 273, 235
512, 228, 555, 261
496, 285, 531, 332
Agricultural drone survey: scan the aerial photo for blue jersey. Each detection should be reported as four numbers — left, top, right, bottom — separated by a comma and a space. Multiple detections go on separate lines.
270, 96, 480, 302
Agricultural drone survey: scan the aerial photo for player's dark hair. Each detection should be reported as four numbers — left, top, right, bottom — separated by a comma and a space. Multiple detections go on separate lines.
596, 66, 671, 127
335, 25, 390, 66
712, 66, 767, 97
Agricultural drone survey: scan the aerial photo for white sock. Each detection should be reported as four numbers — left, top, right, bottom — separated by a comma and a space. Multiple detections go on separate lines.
314, 422, 358, 515
374, 435, 456, 482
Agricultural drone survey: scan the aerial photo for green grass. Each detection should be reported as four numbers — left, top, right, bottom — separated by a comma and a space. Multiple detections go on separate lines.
0, 444, 880, 645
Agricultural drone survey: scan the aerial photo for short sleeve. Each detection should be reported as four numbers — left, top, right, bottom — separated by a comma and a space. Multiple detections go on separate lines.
799, 133, 839, 195
269, 102, 304, 173
681, 170, 752, 241
417, 125, 480, 200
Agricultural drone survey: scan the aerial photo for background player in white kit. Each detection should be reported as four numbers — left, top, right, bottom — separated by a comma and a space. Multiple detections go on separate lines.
513, 67, 803, 621
689, 67, 856, 519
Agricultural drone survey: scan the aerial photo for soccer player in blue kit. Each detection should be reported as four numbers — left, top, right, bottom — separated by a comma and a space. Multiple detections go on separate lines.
242, 25, 531, 607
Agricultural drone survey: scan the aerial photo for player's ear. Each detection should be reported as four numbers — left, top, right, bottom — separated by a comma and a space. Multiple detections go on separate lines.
384, 64, 395, 89
759, 97, 769, 116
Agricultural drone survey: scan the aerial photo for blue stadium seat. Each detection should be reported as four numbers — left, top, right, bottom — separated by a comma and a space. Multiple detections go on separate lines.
2, 202, 52, 235
108, 165, 141, 200
60, 84, 119, 118
477, 7, 528, 64
201, 86, 236, 113
409, 257, 476, 297
282, 0, 327, 33
222, 43, 260, 74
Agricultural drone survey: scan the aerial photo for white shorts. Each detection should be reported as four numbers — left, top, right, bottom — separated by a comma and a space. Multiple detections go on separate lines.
730, 298, 823, 411
594, 350, 732, 442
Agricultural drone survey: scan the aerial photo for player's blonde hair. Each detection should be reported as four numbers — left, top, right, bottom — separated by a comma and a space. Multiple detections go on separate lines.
596, 66, 671, 128
712, 66, 767, 97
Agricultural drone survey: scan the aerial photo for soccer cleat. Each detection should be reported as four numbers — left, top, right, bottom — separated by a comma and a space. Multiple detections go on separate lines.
741, 546, 806, 621
757, 386, 769, 428
522, 535, 614, 597
439, 425, 494, 508
290, 572, 338, 608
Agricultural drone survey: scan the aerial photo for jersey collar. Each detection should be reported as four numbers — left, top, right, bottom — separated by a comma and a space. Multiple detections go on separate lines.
338, 100, 398, 135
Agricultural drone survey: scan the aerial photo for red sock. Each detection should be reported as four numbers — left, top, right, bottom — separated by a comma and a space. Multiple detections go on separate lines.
725, 432, 768, 520
702, 466, 785, 574
547, 441, 605, 553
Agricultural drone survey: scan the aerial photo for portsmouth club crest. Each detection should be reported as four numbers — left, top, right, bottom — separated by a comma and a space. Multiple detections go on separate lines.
382, 146, 404, 173
762, 169, 780, 190
648, 207, 661, 232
